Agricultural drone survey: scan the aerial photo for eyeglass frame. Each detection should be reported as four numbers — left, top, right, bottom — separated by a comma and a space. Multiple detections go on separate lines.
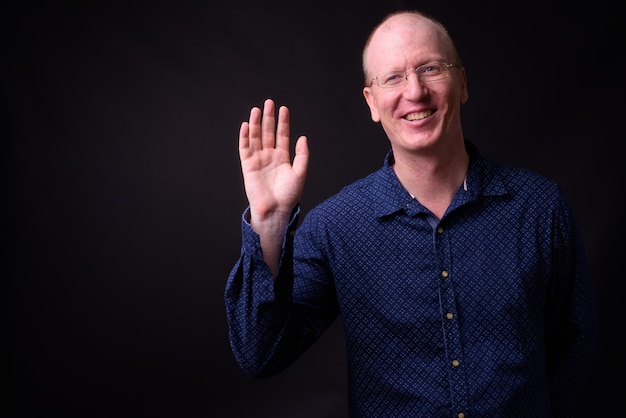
370, 62, 458, 88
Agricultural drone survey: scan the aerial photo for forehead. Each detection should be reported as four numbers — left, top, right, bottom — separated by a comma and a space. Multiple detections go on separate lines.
366, 16, 448, 72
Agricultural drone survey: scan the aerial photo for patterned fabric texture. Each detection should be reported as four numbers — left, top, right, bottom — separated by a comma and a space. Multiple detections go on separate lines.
225, 141, 598, 417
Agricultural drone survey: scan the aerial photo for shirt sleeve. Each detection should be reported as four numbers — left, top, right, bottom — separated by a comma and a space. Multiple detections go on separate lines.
224, 206, 330, 377
544, 190, 598, 416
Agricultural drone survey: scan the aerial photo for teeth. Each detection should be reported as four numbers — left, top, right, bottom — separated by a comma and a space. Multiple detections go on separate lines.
405, 111, 431, 121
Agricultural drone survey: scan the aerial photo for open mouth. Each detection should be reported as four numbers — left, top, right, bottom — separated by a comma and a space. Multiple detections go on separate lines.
404, 110, 432, 121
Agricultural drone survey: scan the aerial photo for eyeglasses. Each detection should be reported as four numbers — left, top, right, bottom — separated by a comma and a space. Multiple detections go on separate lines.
371, 62, 457, 88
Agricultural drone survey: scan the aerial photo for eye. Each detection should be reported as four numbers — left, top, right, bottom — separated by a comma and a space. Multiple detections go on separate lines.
422, 63, 442, 74
382, 71, 405, 85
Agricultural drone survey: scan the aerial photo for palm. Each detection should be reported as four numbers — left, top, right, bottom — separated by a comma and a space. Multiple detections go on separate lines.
238, 99, 309, 217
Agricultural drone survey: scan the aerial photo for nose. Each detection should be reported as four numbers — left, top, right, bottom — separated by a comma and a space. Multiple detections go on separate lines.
404, 70, 426, 99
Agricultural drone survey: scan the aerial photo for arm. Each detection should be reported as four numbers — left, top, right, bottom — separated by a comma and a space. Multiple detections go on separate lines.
545, 192, 598, 416
226, 99, 323, 376
238, 98, 309, 277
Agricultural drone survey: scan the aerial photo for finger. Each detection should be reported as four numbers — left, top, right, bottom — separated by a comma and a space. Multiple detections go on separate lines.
246, 106, 262, 152
275, 105, 291, 152
238, 121, 251, 157
261, 98, 276, 149
292, 135, 310, 178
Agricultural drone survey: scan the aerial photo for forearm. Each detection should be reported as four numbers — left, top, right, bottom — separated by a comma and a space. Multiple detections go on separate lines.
225, 257, 292, 377
224, 208, 304, 376
249, 207, 293, 278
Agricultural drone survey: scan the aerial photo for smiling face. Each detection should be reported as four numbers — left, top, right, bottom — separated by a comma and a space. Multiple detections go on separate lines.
362, 13, 468, 157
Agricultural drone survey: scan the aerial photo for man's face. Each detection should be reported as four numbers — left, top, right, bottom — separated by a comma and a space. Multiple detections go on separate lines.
362, 16, 468, 155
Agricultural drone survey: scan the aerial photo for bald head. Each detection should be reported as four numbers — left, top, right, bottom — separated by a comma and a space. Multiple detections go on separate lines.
362, 11, 462, 85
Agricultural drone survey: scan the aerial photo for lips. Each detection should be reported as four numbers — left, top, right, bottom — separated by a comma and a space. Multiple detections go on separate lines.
404, 110, 432, 121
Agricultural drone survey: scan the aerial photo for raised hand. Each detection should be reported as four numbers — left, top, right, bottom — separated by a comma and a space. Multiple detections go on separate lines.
238, 98, 309, 275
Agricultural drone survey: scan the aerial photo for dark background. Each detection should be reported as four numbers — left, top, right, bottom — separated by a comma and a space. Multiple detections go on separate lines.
4, 1, 622, 417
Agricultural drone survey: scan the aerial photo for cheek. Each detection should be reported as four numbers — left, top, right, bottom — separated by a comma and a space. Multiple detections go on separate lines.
373, 94, 396, 120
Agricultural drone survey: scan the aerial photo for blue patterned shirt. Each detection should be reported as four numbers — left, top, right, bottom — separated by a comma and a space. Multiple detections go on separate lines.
225, 142, 597, 417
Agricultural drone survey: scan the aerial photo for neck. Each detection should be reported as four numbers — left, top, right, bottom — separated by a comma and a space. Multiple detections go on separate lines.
392, 140, 469, 218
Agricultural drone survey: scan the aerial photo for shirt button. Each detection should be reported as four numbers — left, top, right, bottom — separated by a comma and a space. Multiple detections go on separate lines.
446, 313, 454, 320
452, 359, 460, 367
458, 413, 465, 418
437, 226, 444, 234
441, 270, 449, 278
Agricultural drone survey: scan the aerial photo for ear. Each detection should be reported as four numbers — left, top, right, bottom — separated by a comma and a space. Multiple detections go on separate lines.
459, 67, 469, 104
363, 86, 381, 122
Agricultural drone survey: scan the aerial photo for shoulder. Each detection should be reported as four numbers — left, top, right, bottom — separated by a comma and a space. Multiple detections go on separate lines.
474, 157, 574, 227
474, 154, 562, 200
502, 162, 560, 196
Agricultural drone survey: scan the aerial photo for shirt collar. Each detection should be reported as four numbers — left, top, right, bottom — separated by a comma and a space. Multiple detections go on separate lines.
370, 141, 509, 218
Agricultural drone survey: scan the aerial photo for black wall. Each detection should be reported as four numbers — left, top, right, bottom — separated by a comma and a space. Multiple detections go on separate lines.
5, 1, 622, 417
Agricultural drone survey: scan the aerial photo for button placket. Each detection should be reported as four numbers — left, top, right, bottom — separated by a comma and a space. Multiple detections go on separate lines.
434, 221, 469, 414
